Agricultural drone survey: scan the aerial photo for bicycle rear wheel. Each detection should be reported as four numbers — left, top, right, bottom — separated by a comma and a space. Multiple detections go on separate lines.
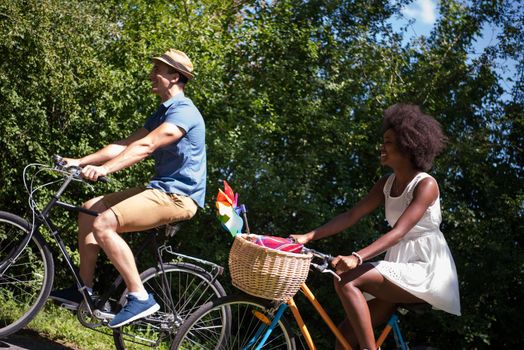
172, 294, 296, 350
0, 211, 54, 337
113, 262, 227, 349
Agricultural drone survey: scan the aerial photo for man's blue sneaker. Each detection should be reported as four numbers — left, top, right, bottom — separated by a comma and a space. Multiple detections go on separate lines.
49, 286, 84, 310
108, 294, 160, 328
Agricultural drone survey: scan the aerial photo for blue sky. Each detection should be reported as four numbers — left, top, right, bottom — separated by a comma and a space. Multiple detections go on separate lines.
389, 0, 518, 100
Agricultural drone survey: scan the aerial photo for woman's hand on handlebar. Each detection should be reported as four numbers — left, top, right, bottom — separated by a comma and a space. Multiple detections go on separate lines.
331, 255, 360, 275
289, 232, 314, 245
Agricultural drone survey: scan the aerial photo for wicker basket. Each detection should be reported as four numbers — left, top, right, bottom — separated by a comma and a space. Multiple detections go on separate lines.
229, 234, 313, 301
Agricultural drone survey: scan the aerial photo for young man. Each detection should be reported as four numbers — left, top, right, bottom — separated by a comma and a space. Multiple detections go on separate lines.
50, 49, 206, 328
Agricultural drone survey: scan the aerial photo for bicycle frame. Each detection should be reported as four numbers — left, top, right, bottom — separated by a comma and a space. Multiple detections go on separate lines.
0, 171, 85, 278
0, 172, 79, 275
251, 282, 409, 350
1, 169, 161, 316
1, 160, 230, 348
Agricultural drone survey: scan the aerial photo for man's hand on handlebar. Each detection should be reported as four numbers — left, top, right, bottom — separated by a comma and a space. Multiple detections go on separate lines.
53, 155, 109, 183
61, 157, 82, 167
81, 165, 109, 182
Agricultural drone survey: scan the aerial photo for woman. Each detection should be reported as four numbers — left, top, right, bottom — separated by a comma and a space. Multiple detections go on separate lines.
292, 104, 460, 350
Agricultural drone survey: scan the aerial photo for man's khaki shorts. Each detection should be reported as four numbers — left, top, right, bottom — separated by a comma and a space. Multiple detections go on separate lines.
101, 187, 198, 232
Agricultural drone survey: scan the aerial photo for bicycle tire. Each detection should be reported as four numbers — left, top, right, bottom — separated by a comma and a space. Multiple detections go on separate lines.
172, 294, 296, 350
113, 262, 227, 349
0, 211, 54, 337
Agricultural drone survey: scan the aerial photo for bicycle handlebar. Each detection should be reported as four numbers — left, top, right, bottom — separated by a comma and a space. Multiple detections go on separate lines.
53, 155, 109, 183
302, 247, 341, 282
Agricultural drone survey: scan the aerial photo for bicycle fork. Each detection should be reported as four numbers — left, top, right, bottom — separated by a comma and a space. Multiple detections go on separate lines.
244, 303, 288, 350
376, 313, 407, 350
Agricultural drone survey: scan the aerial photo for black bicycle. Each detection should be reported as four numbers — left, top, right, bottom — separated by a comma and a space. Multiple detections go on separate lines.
0, 156, 228, 349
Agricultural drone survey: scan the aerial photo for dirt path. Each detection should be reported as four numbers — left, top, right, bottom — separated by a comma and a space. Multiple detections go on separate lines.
0, 330, 78, 350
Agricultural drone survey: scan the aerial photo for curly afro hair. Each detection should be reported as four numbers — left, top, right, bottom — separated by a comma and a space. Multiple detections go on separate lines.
382, 104, 448, 171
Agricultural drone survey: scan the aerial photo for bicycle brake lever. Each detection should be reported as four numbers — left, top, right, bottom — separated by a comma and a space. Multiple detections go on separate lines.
311, 262, 341, 281
53, 154, 67, 167
323, 269, 341, 282
53, 155, 82, 177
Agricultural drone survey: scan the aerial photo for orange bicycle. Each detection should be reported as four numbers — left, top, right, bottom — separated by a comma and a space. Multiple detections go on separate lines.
171, 234, 434, 349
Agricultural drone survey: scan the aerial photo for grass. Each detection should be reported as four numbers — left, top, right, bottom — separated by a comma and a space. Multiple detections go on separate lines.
26, 303, 116, 350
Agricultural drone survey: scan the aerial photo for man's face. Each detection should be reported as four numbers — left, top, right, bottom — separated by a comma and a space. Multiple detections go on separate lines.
149, 61, 178, 97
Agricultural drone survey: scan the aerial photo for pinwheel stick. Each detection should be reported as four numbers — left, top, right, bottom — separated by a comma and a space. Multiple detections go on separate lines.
240, 204, 251, 234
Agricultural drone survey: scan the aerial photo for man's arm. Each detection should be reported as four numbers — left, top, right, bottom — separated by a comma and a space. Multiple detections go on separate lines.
80, 123, 185, 181
65, 128, 149, 167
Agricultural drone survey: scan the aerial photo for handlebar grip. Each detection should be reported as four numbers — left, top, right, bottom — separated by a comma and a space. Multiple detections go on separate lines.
97, 176, 110, 183
303, 247, 334, 262
53, 155, 110, 184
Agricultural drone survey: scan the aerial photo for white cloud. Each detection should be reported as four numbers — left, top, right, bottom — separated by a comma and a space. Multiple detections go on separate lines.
401, 0, 437, 25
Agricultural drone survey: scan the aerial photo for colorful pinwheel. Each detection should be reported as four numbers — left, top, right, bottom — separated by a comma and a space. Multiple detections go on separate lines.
216, 181, 244, 236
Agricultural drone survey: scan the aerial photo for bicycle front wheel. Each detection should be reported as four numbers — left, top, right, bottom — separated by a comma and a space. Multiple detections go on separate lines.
0, 211, 54, 337
172, 295, 296, 350
113, 262, 227, 350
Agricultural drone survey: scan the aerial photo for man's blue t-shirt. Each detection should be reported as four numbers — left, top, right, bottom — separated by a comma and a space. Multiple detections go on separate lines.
143, 92, 206, 208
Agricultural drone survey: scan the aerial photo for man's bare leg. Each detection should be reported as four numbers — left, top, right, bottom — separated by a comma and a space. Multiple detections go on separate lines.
91, 209, 145, 293
78, 196, 104, 288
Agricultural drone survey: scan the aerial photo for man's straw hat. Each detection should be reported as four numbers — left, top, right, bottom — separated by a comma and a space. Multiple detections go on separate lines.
152, 49, 194, 80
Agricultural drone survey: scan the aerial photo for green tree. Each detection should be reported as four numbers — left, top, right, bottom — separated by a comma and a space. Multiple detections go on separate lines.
1, 0, 522, 348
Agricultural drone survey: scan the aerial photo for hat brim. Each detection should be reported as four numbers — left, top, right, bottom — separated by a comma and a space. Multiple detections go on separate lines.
152, 56, 194, 80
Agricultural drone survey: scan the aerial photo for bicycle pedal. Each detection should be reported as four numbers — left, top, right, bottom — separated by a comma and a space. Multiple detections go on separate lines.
93, 310, 115, 320
63, 304, 79, 311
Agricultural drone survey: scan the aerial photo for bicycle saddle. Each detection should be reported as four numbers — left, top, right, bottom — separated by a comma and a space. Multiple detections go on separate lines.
397, 303, 432, 315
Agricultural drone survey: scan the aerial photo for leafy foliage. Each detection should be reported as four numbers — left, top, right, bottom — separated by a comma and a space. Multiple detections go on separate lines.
0, 0, 522, 348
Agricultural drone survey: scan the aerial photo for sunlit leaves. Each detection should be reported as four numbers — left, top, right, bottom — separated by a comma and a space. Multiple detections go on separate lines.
0, 0, 522, 347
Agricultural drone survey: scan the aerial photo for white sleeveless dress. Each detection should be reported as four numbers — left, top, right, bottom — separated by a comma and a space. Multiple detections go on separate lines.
371, 172, 461, 316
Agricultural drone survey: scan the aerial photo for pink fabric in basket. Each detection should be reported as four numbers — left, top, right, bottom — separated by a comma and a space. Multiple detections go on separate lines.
254, 235, 303, 253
